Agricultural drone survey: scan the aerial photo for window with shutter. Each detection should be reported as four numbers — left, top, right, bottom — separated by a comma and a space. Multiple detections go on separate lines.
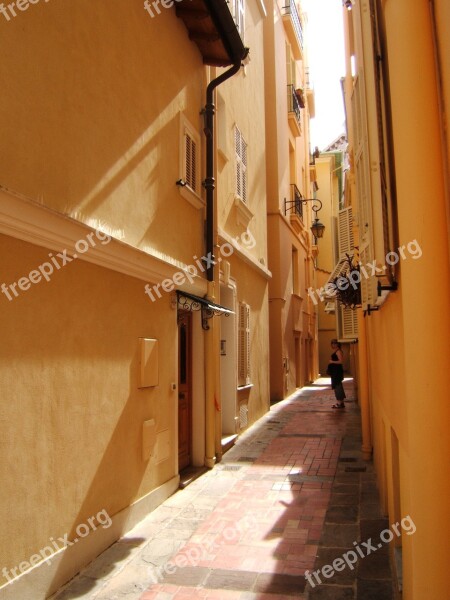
235, 126, 248, 203
352, 75, 377, 309
185, 132, 197, 192
338, 207, 354, 256
232, 0, 245, 38
179, 115, 202, 209
340, 305, 359, 340
238, 302, 251, 386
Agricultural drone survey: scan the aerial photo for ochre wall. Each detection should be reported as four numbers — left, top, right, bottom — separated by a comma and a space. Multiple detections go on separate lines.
0, 0, 205, 266
352, 1, 450, 597
0, 233, 177, 579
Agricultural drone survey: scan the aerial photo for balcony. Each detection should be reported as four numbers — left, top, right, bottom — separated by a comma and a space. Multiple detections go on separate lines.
287, 84, 302, 137
282, 1, 304, 60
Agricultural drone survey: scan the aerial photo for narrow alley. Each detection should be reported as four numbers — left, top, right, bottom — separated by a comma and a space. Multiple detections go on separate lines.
52, 380, 395, 600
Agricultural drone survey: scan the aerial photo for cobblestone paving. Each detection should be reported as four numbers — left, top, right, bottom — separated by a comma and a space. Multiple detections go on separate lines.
52, 379, 395, 600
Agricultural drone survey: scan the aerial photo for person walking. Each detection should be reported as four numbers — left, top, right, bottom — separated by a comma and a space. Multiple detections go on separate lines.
327, 339, 346, 408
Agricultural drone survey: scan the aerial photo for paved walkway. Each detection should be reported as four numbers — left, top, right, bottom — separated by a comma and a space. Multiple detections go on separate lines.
52, 379, 395, 600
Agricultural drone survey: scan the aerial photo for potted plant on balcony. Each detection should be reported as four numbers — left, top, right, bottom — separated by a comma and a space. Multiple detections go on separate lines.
332, 253, 361, 309
295, 88, 305, 108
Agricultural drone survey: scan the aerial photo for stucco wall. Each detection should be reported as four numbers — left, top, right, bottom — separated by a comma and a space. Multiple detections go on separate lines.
0, 233, 177, 582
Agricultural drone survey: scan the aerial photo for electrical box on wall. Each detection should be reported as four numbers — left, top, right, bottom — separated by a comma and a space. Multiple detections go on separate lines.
142, 419, 156, 461
138, 338, 159, 388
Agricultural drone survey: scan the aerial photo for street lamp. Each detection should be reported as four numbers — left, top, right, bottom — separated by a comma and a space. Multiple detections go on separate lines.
284, 194, 326, 239
301, 198, 325, 239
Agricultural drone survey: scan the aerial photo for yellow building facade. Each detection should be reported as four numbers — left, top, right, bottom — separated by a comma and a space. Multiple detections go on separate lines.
0, 1, 270, 597
341, 0, 450, 597
265, 0, 319, 402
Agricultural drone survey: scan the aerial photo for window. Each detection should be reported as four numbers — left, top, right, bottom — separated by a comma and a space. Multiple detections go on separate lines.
180, 115, 202, 209
338, 305, 359, 340
231, 0, 245, 37
238, 302, 251, 386
324, 207, 355, 298
292, 247, 299, 295
235, 126, 248, 203
184, 132, 197, 193
351, 76, 377, 308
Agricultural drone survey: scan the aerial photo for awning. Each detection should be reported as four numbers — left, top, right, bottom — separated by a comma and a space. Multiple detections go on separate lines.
177, 291, 234, 330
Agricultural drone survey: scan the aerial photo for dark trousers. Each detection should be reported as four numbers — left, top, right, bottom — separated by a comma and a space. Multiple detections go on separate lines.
333, 381, 346, 401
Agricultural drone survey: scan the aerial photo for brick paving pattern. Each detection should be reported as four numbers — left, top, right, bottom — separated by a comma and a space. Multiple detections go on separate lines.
52, 379, 395, 600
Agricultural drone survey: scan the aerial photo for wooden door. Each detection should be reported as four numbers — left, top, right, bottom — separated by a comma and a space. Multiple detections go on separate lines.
178, 312, 192, 470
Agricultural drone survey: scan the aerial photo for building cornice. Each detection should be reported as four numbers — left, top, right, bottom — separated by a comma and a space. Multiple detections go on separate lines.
0, 186, 207, 295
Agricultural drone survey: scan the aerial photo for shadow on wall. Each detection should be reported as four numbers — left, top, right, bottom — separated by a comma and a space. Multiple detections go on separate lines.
0, 0, 204, 260
0, 234, 176, 598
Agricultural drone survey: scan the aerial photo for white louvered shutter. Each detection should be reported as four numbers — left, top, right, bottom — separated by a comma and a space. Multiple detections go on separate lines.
352, 73, 377, 309
238, 303, 250, 386
338, 207, 354, 257
341, 305, 359, 339
235, 126, 248, 203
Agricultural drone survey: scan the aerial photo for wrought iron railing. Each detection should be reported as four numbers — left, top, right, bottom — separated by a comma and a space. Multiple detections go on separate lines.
287, 84, 302, 127
282, 1, 304, 50
284, 184, 303, 219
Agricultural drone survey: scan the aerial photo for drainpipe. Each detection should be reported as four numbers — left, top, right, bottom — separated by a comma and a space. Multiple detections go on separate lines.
203, 58, 245, 469
204, 59, 245, 281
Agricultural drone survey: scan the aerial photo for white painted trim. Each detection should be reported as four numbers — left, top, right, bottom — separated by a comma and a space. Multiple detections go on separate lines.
0, 186, 207, 296
0, 476, 180, 600
255, 0, 267, 17
234, 196, 254, 228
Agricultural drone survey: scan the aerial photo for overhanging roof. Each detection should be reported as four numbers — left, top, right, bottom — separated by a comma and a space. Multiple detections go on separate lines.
175, 0, 248, 66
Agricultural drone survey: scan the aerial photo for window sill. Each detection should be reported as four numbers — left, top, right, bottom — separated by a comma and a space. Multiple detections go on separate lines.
179, 185, 204, 210
234, 196, 254, 228
237, 383, 253, 391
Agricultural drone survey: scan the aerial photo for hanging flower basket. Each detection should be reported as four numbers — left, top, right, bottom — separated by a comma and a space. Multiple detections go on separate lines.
332, 254, 361, 309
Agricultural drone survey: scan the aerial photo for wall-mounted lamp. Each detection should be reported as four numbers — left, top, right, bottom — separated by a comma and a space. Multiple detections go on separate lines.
303, 198, 325, 239
311, 216, 326, 239
284, 196, 326, 239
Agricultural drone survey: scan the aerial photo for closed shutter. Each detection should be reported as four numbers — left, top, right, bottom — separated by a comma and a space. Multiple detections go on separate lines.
238, 302, 250, 386
185, 132, 197, 192
338, 207, 354, 257
234, 0, 245, 37
235, 126, 248, 203
341, 305, 359, 339
352, 74, 376, 309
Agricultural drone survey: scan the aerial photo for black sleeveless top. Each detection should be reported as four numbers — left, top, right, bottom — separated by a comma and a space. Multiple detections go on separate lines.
329, 351, 344, 382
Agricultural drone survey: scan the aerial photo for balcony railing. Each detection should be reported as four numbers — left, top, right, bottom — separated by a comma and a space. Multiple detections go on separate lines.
287, 84, 302, 127
284, 184, 304, 219
282, 1, 304, 51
